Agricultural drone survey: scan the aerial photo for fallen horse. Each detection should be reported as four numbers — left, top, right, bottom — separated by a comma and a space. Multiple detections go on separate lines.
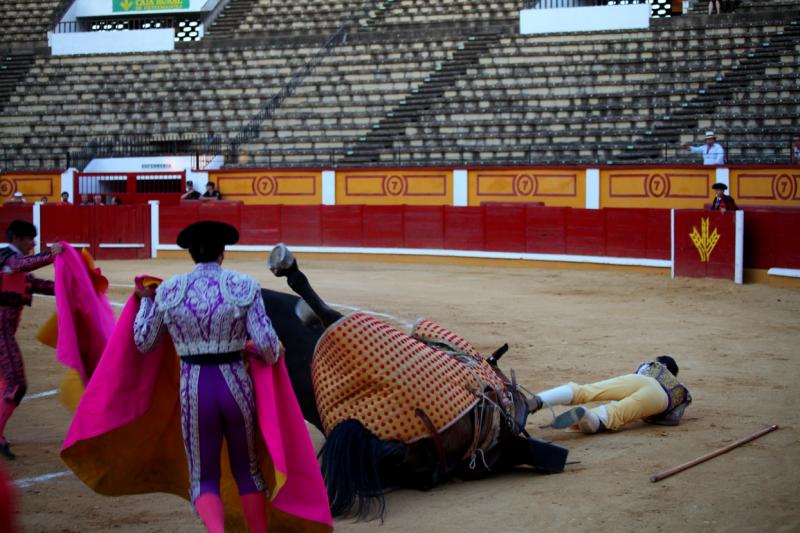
261, 244, 568, 519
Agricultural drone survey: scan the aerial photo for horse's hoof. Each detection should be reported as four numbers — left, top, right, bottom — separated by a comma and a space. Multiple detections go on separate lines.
268, 243, 297, 277
550, 406, 587, 430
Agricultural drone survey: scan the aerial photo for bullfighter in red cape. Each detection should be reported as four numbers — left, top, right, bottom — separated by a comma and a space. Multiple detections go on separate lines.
0, 220, 62, 459
60, 221, 332, 532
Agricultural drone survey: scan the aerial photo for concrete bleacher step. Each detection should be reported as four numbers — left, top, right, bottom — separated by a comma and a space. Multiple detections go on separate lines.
340, 30, 503, 165
0, 53, 35, 112
205, 0, 261, 40
615, 16, 799, 163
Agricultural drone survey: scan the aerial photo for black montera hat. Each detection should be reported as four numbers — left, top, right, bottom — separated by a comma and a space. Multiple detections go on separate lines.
712, 182, 728, 191
6, 219, 37, 239
176, 221, 239, 249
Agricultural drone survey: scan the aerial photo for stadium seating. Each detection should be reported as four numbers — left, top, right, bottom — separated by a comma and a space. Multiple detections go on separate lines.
0, 0, 63, 47
0, 0, 795, 169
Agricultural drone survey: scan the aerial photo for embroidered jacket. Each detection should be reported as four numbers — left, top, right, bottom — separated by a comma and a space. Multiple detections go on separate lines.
0, 246, 55, 306
133, 262, 280, 362
635, 361, 692, 426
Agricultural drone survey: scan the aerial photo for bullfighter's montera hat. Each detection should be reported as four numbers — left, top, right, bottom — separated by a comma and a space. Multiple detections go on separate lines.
176, 220, 239, 249
711, 182, 728, 191
6, 219, 37, 239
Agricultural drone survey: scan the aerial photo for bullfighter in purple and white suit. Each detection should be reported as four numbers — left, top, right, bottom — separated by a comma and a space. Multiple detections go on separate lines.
134, 221, 280, 533
0, 220, 62, 460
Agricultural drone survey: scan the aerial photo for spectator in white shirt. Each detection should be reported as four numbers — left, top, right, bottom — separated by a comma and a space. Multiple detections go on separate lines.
682, 131, 725, 165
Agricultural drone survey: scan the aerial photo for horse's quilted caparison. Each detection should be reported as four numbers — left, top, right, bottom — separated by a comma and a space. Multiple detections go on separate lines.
311, 312, 505, 442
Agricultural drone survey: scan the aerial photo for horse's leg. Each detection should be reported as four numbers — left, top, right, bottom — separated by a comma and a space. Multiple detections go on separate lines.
268, 243, 343, 327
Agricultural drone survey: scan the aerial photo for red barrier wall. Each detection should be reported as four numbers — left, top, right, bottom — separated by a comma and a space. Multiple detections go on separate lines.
3, 202, 796, 272
156, 204, 673, 260
744, 210, 800, 269
40, 205, 150, 259
444, 207, 484, 250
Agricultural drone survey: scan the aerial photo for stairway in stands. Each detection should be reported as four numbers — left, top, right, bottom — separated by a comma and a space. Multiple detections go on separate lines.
341, 30, 504, 165
615, 18, 800, 162
204, 0, 259, 41
0, 53, 35, 111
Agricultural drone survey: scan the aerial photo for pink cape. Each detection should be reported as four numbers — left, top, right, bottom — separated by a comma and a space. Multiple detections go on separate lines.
53, 243, 115, 383
60, 294, 332, 532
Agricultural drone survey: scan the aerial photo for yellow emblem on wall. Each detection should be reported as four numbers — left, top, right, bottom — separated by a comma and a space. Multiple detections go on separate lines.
689, 217, 720, 262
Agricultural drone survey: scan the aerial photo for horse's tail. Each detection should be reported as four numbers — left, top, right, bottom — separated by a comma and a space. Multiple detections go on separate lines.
319, 419, 393, 520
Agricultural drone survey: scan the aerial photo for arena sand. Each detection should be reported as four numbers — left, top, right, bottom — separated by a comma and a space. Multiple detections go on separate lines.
6, 256, 800, 532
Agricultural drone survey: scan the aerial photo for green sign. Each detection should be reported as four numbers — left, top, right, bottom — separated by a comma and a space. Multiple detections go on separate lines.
113, 0, 190, 12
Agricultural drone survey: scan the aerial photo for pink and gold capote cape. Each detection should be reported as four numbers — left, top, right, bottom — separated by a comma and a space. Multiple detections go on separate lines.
48, 251, 331, 532
37, 244, 116, 408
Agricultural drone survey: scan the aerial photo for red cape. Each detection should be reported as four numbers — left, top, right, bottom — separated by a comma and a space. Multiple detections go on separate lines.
60, 294, 332, 532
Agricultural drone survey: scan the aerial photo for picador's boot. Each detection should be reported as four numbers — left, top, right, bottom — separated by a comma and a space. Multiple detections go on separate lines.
550, 406, 605, 434
577, 409, 602, 434
550, 406, 587, 430
268, 242, 297, 277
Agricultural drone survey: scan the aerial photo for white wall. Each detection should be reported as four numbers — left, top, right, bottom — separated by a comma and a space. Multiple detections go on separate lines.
520, 4, 651, 34
49, 28, 175, 55
60, 168, 77, 203
83, 155, 210, 190
85, 155, 193, 173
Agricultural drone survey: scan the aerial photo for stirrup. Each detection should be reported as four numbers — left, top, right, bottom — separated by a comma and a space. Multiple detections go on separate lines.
268, 243, 297, 277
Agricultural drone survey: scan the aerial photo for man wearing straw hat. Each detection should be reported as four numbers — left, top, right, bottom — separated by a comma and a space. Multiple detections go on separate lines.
682, 131, 726, 165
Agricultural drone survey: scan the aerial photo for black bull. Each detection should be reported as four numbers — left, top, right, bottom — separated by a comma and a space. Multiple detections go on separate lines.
260, 288, 568, 518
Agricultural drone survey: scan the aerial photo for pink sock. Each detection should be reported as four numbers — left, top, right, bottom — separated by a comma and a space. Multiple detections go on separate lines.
240, 492, 268, 532
0, 401, 15, 443
194, 493, 225, 533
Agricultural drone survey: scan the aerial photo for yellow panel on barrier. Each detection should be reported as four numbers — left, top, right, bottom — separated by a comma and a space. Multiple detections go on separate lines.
0, 172, 60, 203
211, 171, 322, 205
468, 169, 585, 207
731, 169, 800, 207
601, 168, 714, 208
336, 169, 452, 205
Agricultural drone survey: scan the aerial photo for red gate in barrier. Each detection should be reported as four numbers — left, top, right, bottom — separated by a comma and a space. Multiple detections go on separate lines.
40, 205, 151, 260
673, 210, 741, 281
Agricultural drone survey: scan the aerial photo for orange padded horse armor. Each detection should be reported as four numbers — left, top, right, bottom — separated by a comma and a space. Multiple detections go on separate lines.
312, 313, 506, 443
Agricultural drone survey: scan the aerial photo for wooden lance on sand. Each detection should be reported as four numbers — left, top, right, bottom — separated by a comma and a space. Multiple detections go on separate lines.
650, 425, 779, 483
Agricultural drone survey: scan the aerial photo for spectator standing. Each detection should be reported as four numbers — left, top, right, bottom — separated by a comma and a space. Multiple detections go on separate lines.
181, 180, 202, 200
709, 0, 721, 14
202, 182, 222, 201
79, 194, 93, 206
791, 134, 800, 164
92, 194, 104, 206
682, 131, 725, 165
